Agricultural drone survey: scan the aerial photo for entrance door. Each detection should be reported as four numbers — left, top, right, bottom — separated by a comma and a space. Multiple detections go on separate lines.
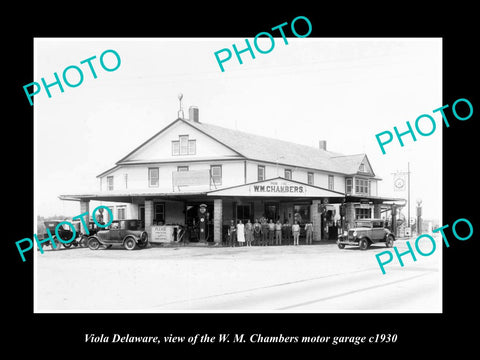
234, 203, 252, 224
264, 202, 279, 221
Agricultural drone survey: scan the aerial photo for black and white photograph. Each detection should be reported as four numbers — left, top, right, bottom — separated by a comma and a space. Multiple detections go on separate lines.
33, 37, 442, 313
7, 6, 478, 355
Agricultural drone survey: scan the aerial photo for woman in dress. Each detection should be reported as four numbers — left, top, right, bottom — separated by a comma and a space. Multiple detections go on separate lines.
245, 219, 253, 247
237, 219, 245, 246
253, 219, 262, 246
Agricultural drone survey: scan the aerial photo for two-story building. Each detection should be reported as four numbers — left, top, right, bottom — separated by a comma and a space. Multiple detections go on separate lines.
60, 106, 403, 244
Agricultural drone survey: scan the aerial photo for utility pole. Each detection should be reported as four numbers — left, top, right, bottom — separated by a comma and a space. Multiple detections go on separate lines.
407, 162, 410, 232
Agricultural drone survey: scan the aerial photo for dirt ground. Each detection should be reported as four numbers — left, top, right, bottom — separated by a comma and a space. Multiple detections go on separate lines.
35, 239, 442, 313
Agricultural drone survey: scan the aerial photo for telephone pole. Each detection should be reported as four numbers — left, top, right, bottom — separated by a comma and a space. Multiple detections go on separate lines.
407, 162, 410, 231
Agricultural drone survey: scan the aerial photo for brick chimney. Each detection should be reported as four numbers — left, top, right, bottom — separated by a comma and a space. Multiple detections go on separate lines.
189, 106, 199, 123
319, 140, 327, 150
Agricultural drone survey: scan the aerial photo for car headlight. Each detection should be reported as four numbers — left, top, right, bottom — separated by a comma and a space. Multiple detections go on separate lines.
343, 231, 348, 236
353, 231, 357, 237
141, 232, 147, 241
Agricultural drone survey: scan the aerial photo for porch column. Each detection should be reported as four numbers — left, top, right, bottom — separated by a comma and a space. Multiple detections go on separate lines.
213, 198, 223, 244
373, 203, 381, 219
145, 200, 154, 238
311, 200, 322, 241
345, 202, 355, 230
80, 200, 90, 221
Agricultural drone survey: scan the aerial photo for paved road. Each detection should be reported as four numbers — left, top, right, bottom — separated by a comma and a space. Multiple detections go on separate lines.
35, 239, 441, 312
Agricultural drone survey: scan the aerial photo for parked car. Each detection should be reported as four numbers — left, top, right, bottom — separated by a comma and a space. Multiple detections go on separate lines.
41, 220, 83, 249
337, 218, 395, 250
87, 219, 148, 250
78, 222, 101, 247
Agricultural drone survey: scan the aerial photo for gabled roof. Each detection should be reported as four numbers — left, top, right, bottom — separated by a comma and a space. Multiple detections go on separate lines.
187, 120, 377, 177
107, 118, 378, 177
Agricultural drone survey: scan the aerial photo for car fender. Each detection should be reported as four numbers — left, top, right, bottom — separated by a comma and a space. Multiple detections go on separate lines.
358, 236, 372, 244
384, 232, 395, 240
87, 235, 100, 243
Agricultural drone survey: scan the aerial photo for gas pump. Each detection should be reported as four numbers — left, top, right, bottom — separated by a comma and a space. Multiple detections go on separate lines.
197, 204, 209, 241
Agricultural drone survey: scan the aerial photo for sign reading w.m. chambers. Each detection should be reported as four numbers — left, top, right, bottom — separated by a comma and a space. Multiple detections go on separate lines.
207, 177, 345, 198
252, 182, 306, 194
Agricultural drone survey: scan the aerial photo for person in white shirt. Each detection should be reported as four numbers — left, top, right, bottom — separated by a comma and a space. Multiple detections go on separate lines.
292, 221, 300, 246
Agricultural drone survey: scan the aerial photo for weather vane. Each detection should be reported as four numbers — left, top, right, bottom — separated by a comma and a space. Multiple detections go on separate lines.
177, 93, 184, 119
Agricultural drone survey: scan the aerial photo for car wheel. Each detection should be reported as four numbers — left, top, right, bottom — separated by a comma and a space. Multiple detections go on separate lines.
137, 232, 148, 249
386, 235, 394, 248
88, 237, 100, 250
124, 237, 136, 250
63, 242, 72, 249
337, 243, 345, 249
54, 238, 62, 250
79, 235, 88, 248
137, 238, 149, 249
359, 238, 369, 250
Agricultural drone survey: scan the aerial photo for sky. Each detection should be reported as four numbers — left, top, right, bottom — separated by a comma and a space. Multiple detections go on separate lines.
34, 37, 442, 223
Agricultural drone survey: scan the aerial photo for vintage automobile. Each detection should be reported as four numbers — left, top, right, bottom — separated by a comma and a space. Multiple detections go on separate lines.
337, 218, 395, 250
87, 219, 148, 250
41, 220, 83, 249
78, 222, 101, 247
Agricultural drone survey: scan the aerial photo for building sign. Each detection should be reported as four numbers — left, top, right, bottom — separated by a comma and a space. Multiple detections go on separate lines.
172, 170, 210, 187
151, 225, 171, 243
251, 181, 306, 195
207, 177, 345, 198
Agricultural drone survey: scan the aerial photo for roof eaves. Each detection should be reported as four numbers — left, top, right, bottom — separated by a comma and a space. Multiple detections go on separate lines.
115, 118, 184, 165
96, 165, 120, 178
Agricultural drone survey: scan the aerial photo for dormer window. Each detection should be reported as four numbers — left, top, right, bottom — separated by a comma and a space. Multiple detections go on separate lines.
172, 135, 196, 156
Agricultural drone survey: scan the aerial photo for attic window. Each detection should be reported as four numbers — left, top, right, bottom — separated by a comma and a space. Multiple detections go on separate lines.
172, 135, 196, 156
359, 163, 366, 172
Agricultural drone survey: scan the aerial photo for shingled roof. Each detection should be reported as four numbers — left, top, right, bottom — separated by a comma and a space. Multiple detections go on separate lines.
114, 118, 377, 178
186, 120, 375, 177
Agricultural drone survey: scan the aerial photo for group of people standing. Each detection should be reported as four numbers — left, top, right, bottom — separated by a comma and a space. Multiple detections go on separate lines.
226, 218, 314, 247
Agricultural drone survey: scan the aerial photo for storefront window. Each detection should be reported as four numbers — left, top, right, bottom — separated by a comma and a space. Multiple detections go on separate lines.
294, 204, 310, 224
264, 203, 279, 221
117, 206, 126, 220
154, 203, 165, 224
355, 208, 371, 219
235, 203, 252, 223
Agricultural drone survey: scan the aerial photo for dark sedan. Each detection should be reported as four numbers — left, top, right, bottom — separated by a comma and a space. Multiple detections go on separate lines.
87, 219, 148, 250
